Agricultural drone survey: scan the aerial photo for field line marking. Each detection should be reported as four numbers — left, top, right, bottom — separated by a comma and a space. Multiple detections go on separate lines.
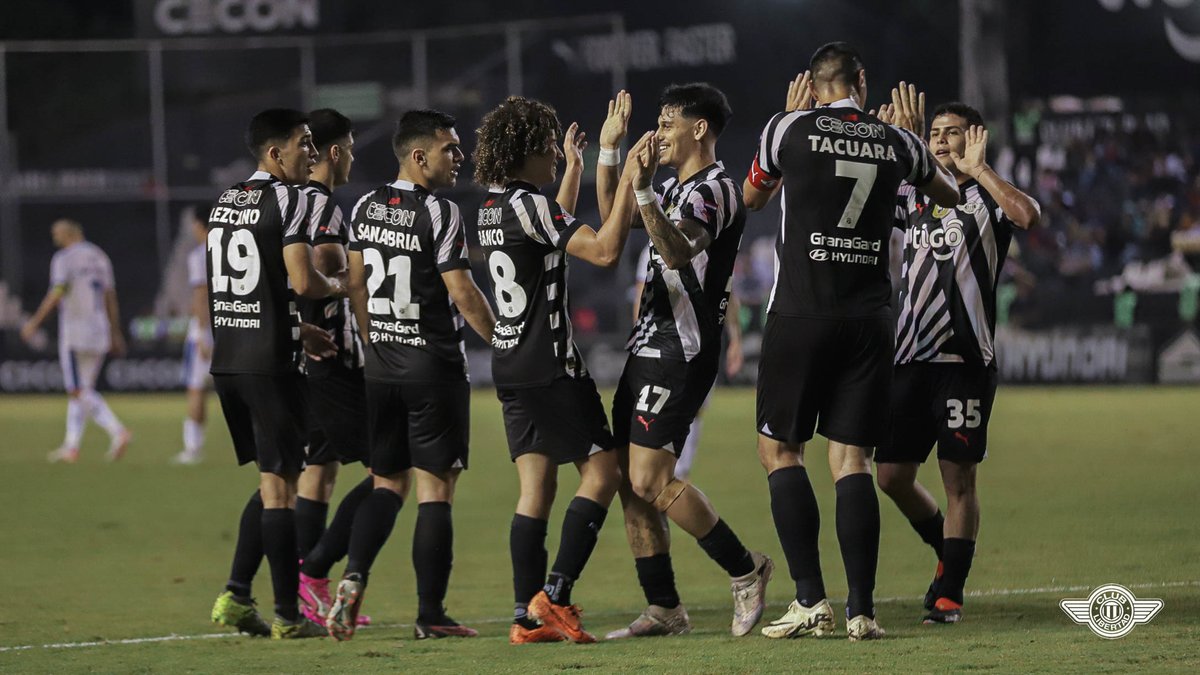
2, 579, 1195, 654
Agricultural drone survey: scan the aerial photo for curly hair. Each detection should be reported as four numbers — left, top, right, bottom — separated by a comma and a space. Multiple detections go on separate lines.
473, 96, 562, 187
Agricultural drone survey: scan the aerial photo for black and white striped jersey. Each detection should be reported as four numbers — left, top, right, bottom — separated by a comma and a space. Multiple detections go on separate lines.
296, 181, 365, 377
893, 180, 1015, 367
627, 163, 745, 361
347, 179, 471, 383
749, 98, 937, 319
207, 170, 309, 376
474, 181, 587, 388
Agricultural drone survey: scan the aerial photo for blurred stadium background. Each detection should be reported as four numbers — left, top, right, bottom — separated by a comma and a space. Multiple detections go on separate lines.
1, 0, 1198, 389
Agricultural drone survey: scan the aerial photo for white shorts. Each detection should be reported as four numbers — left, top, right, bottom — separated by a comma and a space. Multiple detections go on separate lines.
182, 337, 213, 391
59, 344, 105, 393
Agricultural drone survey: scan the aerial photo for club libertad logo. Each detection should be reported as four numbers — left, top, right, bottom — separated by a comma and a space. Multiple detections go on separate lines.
1060, 584, 1163, 639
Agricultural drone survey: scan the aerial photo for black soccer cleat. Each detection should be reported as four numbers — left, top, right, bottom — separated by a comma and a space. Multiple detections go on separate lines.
414, 615, 479, 639
922, 598, 963, 624
923, 560, 945, 611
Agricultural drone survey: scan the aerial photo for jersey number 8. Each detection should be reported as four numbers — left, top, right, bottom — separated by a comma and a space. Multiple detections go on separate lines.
208, 227, 261, 295
488, 251, 528, 318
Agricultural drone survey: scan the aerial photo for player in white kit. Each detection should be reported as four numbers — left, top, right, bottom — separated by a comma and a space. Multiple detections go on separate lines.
174, 208, 213, 465
21, 219, 132, 463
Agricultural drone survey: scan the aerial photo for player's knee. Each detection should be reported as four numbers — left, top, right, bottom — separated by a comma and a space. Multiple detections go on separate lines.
638, 477, 690, 513
876, 466, 913, 496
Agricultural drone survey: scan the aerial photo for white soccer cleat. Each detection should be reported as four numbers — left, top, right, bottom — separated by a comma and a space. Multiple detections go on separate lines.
761, 599, 836, 639
47, 446, 80, 464
604, 604, 692, 639
171, 450, 203, 465
846, 614, 886, 641
105, 428, 132, 462
730, 551, 773, 636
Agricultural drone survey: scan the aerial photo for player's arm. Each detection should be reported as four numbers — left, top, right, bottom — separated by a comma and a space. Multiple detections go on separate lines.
19, 286, 65, 343
104, 287, 127, 357
597, 91, 632, 222
888, 82, 959, 208
312, 241, 347, 276
724, 292, 744, 378
564, 131, 652, 268
631, 279, 644, 324
914, 159, 960, 208
952, 126, 1040, 230
190, 282, 212, 358
346, 250, 370, 346
555, 122, 587, 215
745, 72, 815, 211
442, 269, 496, 343
632, 133, 714, 269
284, 243, 346, 299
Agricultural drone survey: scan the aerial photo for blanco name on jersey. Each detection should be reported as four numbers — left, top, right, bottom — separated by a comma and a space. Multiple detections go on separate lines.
355, 224, 422, 251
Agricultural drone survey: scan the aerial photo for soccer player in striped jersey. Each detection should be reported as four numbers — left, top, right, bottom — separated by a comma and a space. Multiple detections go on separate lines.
288, 108, 378, 630
873, 94, 1040, 624
21, 219, 131, 463
472, 96, 643, 644
174, 207, 213, 465
743, 43, 960, 641
207, 108, 343, 640
598, 84, 772, 640
324, 109, 496, 641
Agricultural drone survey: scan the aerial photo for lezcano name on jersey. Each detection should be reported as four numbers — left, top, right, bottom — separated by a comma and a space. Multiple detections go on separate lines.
808, 232, 881, 265
368, 318, 426, 346
355, 223, 422, 251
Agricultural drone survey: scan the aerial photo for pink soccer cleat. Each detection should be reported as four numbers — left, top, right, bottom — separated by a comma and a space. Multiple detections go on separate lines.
299, 572, 332, 626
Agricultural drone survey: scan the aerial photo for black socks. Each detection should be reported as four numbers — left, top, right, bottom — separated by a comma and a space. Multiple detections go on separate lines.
697, 519, 755, 577
543, 497, 608, 606
344, 488, 403, 581
301, 476, 374, 579
261, 508, 299, 621
294, 496, 328, 561
835, 473, 880, 619
767, 466, 826, 607
414, 502, 454, 622
910, 510, 945, 560
940, 538, 976, 604
635, 554, 681, 609
226, 490, 264, 598
510, 514, 548, 625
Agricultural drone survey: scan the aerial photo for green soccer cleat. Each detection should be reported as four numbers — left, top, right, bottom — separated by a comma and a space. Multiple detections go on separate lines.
211, 591, 271, 637
271, 616, 328, 639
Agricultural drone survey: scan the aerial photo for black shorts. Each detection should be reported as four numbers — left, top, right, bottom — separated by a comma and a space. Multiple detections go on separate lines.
365, 379, 470, 475
213, 373, 307, 476
306, 367, 368, 466
756, 314, 894, 447
876, 362, 998, 464
498, 376, 615, 464
612, 354, 717, 456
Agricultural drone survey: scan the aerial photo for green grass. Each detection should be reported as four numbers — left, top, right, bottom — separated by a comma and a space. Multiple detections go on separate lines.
1, 387, 1197, 673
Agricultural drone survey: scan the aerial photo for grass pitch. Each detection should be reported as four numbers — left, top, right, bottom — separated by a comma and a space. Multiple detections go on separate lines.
0, 387, 1197, 673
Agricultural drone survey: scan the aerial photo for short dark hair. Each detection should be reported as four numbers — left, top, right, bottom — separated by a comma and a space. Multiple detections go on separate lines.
931, 102, 986, 130
307, 108, 354, 151
473, 96, 561, 186
245, 108, 308, 158
809, 42, 864, 87
658, 83, 733, 137
392, 109, 457, 161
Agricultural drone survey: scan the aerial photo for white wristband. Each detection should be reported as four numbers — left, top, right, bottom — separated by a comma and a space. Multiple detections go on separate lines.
598, 147, 620, 166
634, 187, 656, 206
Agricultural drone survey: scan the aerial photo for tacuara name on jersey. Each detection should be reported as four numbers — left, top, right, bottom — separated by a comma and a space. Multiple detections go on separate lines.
807, 135, 897, 161
355, 223, 422, 251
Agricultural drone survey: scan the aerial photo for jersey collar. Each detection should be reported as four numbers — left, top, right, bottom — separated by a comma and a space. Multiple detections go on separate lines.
388, 179, 429, 197
821, 97, 862, 111
504, 179, 540, 194
248, 170, 275, 181
306, 180, 332, 195
676, 161, 723, 189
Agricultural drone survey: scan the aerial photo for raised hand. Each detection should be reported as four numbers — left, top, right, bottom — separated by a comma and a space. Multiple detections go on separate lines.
623, 131, 658, 190
872, 103, 895, 124
785, 71, 814, 112
889, 81, 926, 137
562, 121, 587, 167
599, 90, 632, 150
951, 125, 989, 178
